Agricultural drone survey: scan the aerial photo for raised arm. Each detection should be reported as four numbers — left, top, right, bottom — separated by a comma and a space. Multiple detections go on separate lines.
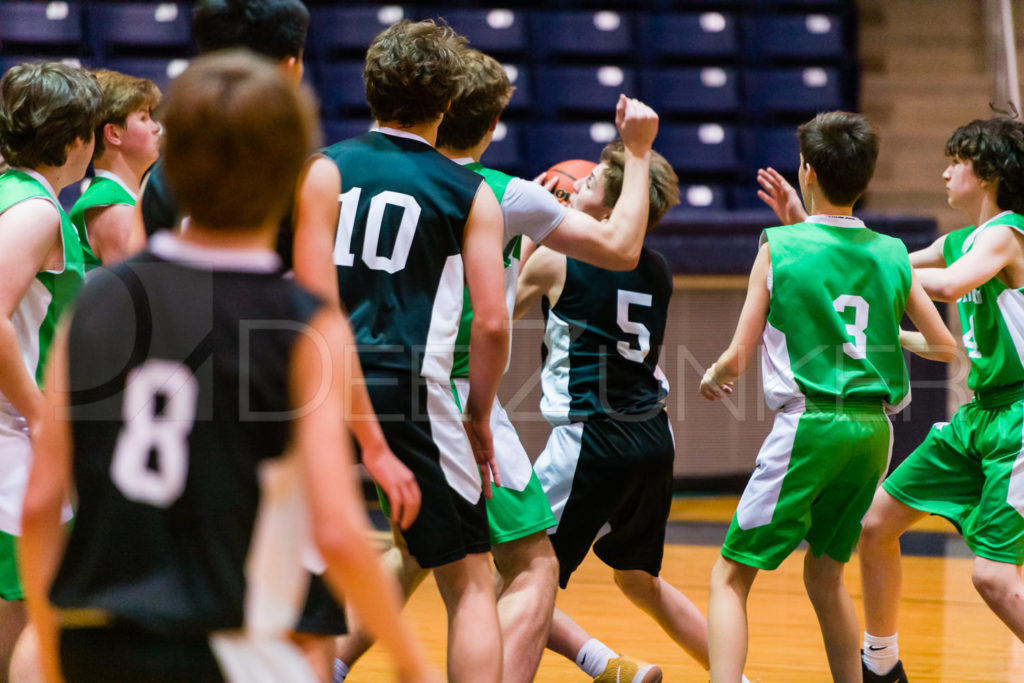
700, 242, 771, 399
291, 307, 436, 683
915, 225, 1018, 301
513, 246, 567, 322
538, 95, 658, 270
462, 182, 509, 496
756, 167, 807, 225
908, 233, 948, 268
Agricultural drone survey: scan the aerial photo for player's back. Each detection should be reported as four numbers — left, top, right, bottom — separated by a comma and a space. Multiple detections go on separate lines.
51, 232, 322, 638
541, 247, 672, 424
761, 216, 911, 411
323, 131, 483, 380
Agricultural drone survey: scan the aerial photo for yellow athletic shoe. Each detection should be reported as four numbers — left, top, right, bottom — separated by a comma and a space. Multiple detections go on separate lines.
593, 656, 663, 683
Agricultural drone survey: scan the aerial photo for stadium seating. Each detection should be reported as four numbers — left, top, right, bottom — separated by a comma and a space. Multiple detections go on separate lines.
0, 1, 83, 54
86, 3, 192, 57
534, 65, 637, 116
744, 67, 844, 114
637, 12, 739, 61
529, 11, 634, 58
640, 67, 741, 116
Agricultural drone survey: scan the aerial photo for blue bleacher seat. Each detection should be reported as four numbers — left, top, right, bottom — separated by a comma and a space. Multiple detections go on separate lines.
481, 121, 525, 174
430, 8, 527, 55
322, 119, 375, 145
535, 66, 637, 116
525, 122, 620, 175
640, 67, 740, 115
102, 57, 190, 93
741, 125, 800, 174
317, 62, 368, 114
0, 55, 84, 77
676, 184, 729, 211
501, 63, 532, 111
744, 67, 843, 114
86, 3, 192, 56
0, 1, 83, 52
744, 13, 845, 60
638, 12, 738, 60
530, 10, 634, 57
657, 123, 739, 174
308, 5, 408, 59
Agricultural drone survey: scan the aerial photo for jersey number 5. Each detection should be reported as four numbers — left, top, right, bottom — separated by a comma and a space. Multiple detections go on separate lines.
110, 360, 198, 508
616, 289, 653, 362
833, 294, 869, 360
333, 187, 422, 274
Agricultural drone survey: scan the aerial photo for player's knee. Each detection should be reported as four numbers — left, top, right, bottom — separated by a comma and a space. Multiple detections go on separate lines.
972, 561, 1018, 603
858, 511, 896, 551
613, 568, 658, 602
802, 555, 843, 598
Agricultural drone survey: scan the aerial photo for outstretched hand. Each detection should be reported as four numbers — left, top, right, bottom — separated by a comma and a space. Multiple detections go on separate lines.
757, 167, 807, 226
464, 418, 501, 499
615, 94, 659, 157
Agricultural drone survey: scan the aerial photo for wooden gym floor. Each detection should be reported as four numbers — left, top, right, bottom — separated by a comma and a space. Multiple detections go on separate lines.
350, 496, 1024, 682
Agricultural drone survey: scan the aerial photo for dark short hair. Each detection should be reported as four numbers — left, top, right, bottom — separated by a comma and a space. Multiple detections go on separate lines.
796, 111, 879, 206
364, 19, 467, 127
0, 61, 103, 169
90, 69, 161, 159
192, 0, 309, 60
436, 49, 513, 150
945, 117, 1024, 214
162, 50, 319, 230
600, 141, 680, 231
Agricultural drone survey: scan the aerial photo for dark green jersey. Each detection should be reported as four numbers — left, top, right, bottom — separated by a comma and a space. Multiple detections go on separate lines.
68, 171, 136, 270
943, 211, 1024, 391
761, 215, 911, 411
324, 131, 484, 379
541, 247, 672, 423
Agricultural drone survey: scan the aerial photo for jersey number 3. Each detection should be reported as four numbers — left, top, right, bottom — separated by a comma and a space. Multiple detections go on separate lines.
110, 360, 198, 508
333, 187, 422, 274
833, 294, 869, 360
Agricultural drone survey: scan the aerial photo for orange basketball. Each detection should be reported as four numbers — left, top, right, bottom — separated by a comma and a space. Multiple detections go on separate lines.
543, 159, 597, 206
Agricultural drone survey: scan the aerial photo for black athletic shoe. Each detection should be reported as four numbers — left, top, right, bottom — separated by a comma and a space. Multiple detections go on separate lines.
862, 658, 909, 683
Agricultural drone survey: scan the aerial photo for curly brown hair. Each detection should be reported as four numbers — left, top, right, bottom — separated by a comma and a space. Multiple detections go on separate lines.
945, 117, 1024, 214
90, 69, 161, 159
363, 19, 467, 127
436, 49, 514, 150
0, 61, 103, 169
600, 141, 680, 231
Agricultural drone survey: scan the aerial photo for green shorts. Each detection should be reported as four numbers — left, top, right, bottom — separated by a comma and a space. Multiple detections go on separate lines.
723, 400, 891, 570
0, 530, 22, 601
883, 394, 1024, 564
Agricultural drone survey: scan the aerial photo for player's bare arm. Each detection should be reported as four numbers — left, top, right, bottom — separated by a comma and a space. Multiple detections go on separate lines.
0, 200, 64, 430
293, 154, 422, 528
539, 95, 658, 270
126, 179, 149, 255
291, 307, 437, 683
83, 204, 134, 264
20, 322, 73, 683
916, 225, 1023, 301
700, 242, 771, 400
899, 272, 957, 362
908, 233, 948, 268
462, 182, 509, 496
513, 245, 567, 322
756, 166, 807, 225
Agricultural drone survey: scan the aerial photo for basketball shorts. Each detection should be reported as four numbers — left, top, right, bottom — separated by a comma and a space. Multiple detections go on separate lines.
534, 411, 674, 588
722, 400, 891, 571
293, 572, 347, 636
883, 393, 1024, 564
367, 372, 489, 569
451, 379, 556, 545
0, 531, 21, 601
59, 625, 315, 682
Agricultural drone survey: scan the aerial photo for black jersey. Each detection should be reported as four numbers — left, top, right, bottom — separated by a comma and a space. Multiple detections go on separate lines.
541, 247, 672, 423
50, 233, 323, 638
322, 130, 483, 380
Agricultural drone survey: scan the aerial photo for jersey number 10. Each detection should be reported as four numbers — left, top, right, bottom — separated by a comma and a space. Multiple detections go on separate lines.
333, 187, 422, 274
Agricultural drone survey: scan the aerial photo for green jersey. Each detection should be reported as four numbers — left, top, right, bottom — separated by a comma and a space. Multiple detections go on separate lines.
761, 215, 911, 412
0, 169, 85, 386
68, 171, 136, 270
450, 161, 564, 378
943, 211, 1024, 391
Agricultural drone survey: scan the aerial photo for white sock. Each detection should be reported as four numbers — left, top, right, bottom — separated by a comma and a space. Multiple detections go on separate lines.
741, 676, 751, 683
333, 658, 350, 683
863, 632, 899, 675
576, 638, 617, 678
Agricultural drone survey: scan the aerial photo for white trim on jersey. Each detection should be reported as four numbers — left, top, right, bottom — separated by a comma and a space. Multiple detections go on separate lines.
150, 231, 281, 273
735, 410, 801, 530
94, 169, 139, 201
426, 379, 482, 505
374, 127, 431, 146
534, 422, 585, 529
15, 167, 57, 200
208, 632, 316, 683
805, 214, 867, 229
421, 254, 463, 380
540, 309, 573, 425
452, 378, 533, 492
963, 210, 1019, 253
997, 288, 1024, 372
1006, 416, 1024, 519
760, 319, 804, 412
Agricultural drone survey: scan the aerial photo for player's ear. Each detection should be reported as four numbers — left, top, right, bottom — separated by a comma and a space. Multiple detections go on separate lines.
104, 122, 122, 147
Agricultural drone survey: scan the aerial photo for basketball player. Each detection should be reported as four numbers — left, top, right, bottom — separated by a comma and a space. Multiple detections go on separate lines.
20, 51, 436, 683
69, 69, 161, 268
332, 48, 660, 683
0, 61, 101, 681
292, 20, 509, 683
514, 142, 712, 683
699, 111, 954, 683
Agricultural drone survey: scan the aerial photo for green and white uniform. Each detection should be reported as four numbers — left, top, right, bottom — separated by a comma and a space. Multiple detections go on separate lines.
68, 170, 137, 271
0, 168, 83, 598
724, 215, 911, 570
450, 159, 564, 545
884, 211, 1024, 564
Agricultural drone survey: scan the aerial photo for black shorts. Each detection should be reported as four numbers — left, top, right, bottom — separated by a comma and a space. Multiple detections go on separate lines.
60, 626, 224, 683
294, 572, 348, 635
534, 411, 675, 588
